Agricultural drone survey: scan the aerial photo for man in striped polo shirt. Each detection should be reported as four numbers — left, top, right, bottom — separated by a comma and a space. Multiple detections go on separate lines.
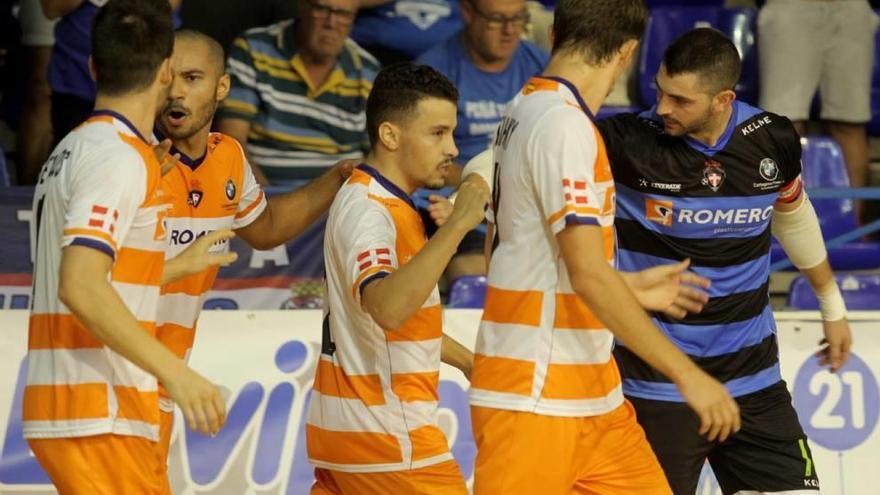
217, 0, 380, 185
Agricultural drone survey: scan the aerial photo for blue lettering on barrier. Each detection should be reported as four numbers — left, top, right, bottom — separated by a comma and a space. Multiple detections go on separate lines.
0, 340, 482, 491
186, 382, 264, 484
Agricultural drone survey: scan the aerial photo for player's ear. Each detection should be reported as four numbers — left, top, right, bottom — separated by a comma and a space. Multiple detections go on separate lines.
714, 89, 736, 111
158, 58, 173, 87
378, 121, 400, 151
216, 73, 231, 102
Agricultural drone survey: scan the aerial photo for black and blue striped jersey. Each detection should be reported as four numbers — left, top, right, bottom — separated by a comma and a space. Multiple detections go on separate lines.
597, 101, 804, 402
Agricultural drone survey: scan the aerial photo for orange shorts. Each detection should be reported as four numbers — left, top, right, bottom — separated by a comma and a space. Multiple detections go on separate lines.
28, 434, 172, 495
310, 459, 468, 495
471, 400, 671, 495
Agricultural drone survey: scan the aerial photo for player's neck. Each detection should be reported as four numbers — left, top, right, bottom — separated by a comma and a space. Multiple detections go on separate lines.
173, 124, 211, 161
687, 105, 734, 148
542, 56, 616, 116
93, 93, 160, 142
364, 153, 418, 196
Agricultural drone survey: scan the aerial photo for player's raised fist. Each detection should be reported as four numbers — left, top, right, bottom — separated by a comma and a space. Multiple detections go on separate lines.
448, 174, 489, 231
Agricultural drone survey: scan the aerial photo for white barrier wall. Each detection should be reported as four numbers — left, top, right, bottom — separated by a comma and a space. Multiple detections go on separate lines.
0, 310, 878, 495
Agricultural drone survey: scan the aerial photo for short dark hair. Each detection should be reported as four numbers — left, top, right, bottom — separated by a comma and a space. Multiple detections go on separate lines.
662, 28, 742, 94
552, 0, 647, 65
366, 63, 459, 148
91, 0, 174, 96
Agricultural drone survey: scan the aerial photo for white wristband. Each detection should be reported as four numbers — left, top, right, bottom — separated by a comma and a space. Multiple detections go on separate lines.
817, 285, 847, 321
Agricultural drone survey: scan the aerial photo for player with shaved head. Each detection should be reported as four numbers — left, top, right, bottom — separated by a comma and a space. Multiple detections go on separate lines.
154, 29, 354, 470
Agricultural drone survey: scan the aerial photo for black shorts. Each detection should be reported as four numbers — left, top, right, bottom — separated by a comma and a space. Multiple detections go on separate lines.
629, 381, 820, 495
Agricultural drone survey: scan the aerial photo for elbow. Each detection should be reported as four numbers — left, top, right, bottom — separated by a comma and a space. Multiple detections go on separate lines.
569, 267, 610, 306
57, 276, 85, 313
366, 306, 404, 331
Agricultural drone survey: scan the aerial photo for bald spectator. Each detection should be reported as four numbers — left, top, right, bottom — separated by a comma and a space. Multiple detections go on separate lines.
217, 0, 379, 185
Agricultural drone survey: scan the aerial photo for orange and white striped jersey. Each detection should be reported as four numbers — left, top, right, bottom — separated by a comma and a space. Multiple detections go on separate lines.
307, 164, 452, 473
469, 76, 624, 417
24, 110, 169, 441
156, 133, 266, 409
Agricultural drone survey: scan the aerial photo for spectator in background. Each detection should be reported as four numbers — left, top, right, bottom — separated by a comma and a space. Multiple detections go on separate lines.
416, 0, 547, 280
217, 0, 379, 186
42, 0, 181, 145
759, 0, 879, 216
351, 0, 463, 65
17, 0, 57, 184
418, 0, 547, 170
42, 0, 105, 144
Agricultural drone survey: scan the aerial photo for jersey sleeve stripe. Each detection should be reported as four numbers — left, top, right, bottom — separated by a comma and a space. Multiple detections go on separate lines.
352, 266, 394, 298
235, 189, 266, 219
547, 205, 600, 226
63, 228, 118, 252
69, 237, 115, 259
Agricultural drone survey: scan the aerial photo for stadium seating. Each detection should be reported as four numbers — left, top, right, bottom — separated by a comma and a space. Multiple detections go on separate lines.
770, 137, 880, 270
0, 144, 9, 187
869, 9, 880, 136
638, 6, 759, 106
447, 275, 488, 308
787, 274, 880, 310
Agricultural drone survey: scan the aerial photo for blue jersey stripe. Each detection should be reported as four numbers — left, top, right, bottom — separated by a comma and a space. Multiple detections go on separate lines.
622, 363, 782, 401
618, 249, 771, 299
649, 305, 776, 357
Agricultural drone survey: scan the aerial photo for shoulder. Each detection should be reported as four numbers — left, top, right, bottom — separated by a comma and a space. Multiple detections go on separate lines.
415, 33, 461, 73
343, 38, 381, 76
331, 178, 393, 231
735, 102, 799, 149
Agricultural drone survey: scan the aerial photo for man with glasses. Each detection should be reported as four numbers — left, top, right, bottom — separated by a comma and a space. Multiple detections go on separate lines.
416, 0, 547, 280
217, 0, 380, 185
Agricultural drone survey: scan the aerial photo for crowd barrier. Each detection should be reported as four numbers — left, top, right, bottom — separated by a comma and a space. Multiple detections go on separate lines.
1, 310, 878, 495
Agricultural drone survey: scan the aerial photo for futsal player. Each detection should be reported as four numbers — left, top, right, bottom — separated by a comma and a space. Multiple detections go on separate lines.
467, 1, 740, 494
307, 62, 486, 495
23, 2, 226, 493
596, 28, 852, 494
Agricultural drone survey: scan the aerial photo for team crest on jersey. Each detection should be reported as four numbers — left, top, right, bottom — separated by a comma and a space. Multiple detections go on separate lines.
759, 158, 779, 181
702, 160, 726, 192
188, 189, 203, 208
225, 178, 236, 200
645, 199, 674, 227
